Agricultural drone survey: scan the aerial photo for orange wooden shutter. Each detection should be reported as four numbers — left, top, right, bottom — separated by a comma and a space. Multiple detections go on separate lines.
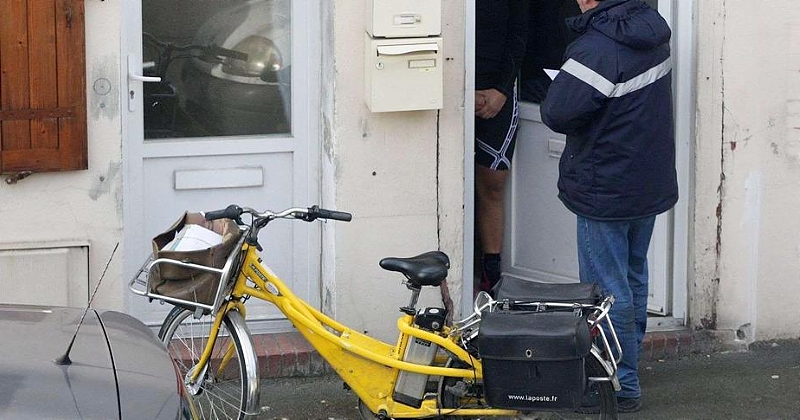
0, 0, 87, 173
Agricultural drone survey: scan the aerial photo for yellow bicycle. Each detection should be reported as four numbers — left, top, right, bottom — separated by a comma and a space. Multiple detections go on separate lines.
130, 204, 622, 420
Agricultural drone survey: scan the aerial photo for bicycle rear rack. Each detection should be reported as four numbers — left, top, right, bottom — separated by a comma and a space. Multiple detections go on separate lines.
450, 293, 622, 389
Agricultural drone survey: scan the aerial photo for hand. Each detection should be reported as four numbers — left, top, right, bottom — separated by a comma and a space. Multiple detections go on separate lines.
475, 89, 507, 119
475, 91, 488, 113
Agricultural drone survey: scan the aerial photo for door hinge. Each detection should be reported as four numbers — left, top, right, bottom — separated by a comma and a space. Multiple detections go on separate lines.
5, 171, 34, 185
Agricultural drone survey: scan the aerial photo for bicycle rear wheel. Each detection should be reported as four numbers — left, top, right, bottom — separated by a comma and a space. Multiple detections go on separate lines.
159, 306, 260, 420
582, 354, 618, 419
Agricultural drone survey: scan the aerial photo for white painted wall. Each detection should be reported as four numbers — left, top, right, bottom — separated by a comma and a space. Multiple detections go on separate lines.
693, 1, 800, 343
0, 0, 464, 344
0, 1, 124, 310
6, 0, 800, 348
322, 1, 465, 343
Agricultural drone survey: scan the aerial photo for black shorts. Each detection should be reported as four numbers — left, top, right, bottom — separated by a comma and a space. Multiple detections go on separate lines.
475, 90, 519, 170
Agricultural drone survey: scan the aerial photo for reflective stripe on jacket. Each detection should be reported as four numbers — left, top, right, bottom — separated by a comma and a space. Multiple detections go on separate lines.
541, 0, 678, 220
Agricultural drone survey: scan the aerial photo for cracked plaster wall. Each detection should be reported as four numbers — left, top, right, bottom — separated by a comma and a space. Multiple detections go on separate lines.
323, 1, 466, 343
0, 1, 124, 310
0, 1, 465, 333
693, 1, 800, 343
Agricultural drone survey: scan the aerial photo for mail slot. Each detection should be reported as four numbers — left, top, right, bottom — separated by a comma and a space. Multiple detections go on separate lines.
366, 0, 441, 38
365, 35, 443, 112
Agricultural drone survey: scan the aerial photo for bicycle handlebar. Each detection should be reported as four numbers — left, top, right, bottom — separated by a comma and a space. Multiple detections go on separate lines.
204, 205, 244, 221
204, 204, 352, 224
307, 205, 352, 222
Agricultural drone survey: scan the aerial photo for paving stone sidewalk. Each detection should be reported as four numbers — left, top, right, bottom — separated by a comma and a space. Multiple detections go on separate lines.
255, 339, 800, 420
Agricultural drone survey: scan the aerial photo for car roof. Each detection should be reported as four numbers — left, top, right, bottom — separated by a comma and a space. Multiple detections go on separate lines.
0, 304, 184, 420
0, 305, 119, 419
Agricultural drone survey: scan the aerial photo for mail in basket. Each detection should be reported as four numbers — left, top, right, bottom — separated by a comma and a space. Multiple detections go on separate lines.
148, 212, 242, 306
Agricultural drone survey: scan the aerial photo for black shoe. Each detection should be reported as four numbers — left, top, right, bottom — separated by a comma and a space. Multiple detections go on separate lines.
479, 254, 501, 293
617, 396, 642, 413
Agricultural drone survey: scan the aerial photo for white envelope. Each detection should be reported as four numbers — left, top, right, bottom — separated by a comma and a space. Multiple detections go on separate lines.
163, 224, 223, 251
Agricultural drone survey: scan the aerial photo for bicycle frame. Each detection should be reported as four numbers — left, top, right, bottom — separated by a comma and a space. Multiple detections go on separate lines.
204, 241, 519, 418
129, 205, 622, 418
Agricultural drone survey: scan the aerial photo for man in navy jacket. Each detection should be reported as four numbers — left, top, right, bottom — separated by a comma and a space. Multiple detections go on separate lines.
541, 0, 678, 413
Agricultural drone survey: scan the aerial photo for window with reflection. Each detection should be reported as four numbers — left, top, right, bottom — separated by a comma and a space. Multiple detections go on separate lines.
142, 0, 291, 139
520, 0, 660, 104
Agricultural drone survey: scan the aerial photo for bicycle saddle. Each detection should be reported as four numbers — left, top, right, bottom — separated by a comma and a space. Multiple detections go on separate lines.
379, 251, 450, 287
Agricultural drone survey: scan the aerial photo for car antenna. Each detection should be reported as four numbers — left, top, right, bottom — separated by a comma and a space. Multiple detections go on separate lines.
55, 243, 119, 366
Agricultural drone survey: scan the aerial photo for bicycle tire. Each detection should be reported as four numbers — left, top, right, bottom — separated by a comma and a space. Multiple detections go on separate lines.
159, 306, 260, 420
584, 354, 618, 419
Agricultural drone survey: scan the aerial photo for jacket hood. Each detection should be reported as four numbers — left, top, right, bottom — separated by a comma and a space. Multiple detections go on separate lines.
567, 0, 671, 50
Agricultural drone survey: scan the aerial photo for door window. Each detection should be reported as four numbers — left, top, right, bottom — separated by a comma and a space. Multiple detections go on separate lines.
141, 0, 291, 139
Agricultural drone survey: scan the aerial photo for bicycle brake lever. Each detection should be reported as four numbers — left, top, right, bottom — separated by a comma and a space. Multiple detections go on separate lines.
301, 206, 319, 222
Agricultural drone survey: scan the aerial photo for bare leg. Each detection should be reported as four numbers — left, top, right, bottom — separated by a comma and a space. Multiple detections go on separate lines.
475, 165, 509, 294
476, 165, 509, 255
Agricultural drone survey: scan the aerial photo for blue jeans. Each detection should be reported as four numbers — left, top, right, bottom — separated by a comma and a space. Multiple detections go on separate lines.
576, 215, 656, 399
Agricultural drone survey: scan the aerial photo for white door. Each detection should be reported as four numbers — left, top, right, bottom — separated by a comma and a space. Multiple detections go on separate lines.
123, 0, 321, 333
505, 106, 671, 314
502, 0, 680, 316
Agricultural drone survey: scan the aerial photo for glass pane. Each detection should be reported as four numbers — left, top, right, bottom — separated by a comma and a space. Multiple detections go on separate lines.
142, 0, 291, 139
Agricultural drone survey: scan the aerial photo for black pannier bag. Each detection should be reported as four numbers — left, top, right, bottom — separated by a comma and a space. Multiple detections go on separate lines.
493, 277, 602, 305
478, 310, 592, 410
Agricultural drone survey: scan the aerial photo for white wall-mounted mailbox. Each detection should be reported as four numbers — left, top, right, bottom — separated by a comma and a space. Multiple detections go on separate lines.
366, 0, 441, 38
365, 35, 443, 112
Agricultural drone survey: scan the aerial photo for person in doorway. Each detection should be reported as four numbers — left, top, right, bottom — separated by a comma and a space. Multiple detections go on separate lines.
474, 0, 529, 294
519, 0, 580, 103
540, 0, 678, 413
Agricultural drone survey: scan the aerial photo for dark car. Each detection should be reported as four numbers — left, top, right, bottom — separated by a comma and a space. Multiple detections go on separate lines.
0, 304, 198, 419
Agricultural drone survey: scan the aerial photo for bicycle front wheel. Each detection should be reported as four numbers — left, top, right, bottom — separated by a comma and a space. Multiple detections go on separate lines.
159, 306, 260, 420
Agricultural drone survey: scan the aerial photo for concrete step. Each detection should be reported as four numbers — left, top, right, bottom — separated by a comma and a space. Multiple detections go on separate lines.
253, 328, 700, 379
251, 331, 332, 379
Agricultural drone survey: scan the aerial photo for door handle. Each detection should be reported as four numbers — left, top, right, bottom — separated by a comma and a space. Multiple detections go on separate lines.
127, 54, 161, 82
127, 54, 161, 111
129, 73, 161, 83
548, 138, 565, 158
